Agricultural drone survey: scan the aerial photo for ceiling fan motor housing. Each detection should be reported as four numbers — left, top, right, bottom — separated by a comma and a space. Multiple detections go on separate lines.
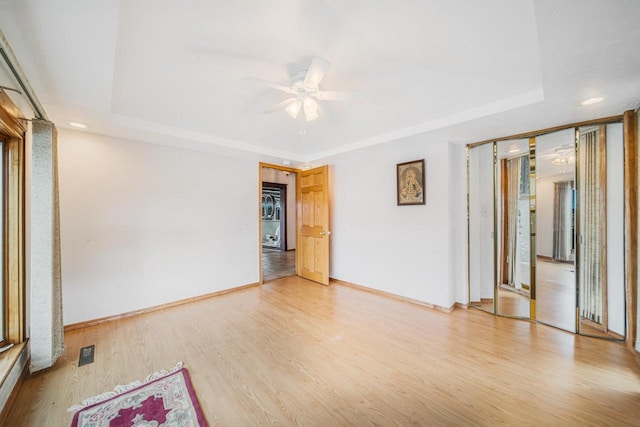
292, 70, 314, 94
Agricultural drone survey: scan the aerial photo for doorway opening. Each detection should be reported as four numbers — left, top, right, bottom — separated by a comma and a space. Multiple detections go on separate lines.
261, 166, 297, 282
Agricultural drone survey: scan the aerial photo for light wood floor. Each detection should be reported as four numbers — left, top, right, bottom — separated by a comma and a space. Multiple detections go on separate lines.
6, 276, 640, 426
536, 259, 577, 332
476, 261, 620, 339
497, 286, 531, 318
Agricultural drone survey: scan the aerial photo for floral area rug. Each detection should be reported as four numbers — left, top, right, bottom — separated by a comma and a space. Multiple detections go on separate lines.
69, 362, 207, 426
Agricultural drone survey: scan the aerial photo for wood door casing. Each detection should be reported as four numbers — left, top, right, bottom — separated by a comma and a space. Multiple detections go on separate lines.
297, 166, 330, 285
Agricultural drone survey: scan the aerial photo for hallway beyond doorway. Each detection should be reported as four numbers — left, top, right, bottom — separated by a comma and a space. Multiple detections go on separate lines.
262, 249, 295, 281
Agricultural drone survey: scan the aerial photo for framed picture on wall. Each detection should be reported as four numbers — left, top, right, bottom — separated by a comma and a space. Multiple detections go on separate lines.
397, 159, 425, 205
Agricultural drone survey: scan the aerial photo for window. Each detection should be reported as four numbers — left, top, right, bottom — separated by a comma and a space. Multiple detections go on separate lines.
0, 139, 4, 344
0, 95, 26, 346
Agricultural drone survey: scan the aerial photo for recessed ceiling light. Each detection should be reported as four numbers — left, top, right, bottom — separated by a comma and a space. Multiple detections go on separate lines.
508, 146, 520, 153
282, 161, 291, 166
581, 97, 604, 106
69, 122, 87, 129
301, 164, 312, 171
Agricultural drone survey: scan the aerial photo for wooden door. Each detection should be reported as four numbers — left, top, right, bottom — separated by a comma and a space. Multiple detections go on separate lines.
297, 165, 330, 285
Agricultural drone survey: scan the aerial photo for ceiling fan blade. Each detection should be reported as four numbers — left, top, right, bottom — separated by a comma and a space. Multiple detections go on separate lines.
245, 77, 296, 94
316, 90, 350, 101
304, 57, 331, 89
263, 98, 297, 114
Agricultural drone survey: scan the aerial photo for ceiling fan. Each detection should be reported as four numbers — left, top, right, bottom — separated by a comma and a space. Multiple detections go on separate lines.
254, 57, 347, 122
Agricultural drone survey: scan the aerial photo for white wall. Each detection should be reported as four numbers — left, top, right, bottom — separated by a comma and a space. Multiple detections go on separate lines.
58, 129, 259, 325
326, 131, 467, 309
450, 143, 468, 304
261, 167, 296, 250
469, 143, 495, 301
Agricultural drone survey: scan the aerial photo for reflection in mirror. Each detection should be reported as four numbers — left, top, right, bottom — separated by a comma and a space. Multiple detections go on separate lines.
577, 123, 625, 340
468, 143, 495, 313
262, 184, 285, 251
496, 139, 531, 318
535, 129, 576, 332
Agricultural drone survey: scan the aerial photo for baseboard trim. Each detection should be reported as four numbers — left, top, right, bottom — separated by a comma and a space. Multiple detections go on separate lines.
330, 278, 458, 313
469, 298, 494, 304
455, 302, 469, 310
64, 282, 261, 332
537, 255, 574, 264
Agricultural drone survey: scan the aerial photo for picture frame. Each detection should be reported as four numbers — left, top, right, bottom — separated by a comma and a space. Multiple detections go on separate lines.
397, 159, 425, 205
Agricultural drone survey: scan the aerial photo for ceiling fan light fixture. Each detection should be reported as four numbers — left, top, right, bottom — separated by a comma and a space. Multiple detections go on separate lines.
303, 96, 318, 110
285, 100, 302, 118
254, 57, 343, 122
305, 109, 319, 121
552, 157, 568, 166
303, 97, 319, 121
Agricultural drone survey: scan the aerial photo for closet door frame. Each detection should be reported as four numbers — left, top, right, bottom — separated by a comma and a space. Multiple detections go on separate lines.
466, 112, 636, 346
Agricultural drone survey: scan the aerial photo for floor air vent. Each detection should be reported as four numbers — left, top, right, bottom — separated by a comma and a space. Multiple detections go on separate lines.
78, 345, 95, 366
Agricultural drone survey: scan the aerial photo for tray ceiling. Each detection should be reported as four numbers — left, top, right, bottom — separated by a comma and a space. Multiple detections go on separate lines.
0, 0, 639, 163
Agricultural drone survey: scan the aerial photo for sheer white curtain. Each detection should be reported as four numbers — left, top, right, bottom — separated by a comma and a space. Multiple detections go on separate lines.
30, 121, 64, 372
579, 129, 604, 325
553, 181, 573, 262
502, 155, 529, 289
52, 128, 64, 363
505, 157, 522, 287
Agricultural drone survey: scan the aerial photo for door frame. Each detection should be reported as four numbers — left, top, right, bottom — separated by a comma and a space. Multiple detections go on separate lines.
258, 162, 300, 284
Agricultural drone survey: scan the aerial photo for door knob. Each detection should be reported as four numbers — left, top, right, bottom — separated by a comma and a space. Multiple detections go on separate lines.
320, 230, 331, 236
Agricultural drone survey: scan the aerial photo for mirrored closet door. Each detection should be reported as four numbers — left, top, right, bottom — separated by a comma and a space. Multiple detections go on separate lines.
467, 117, 627, 342
534, 129, 577, 332
576, 123, 625, 339
496, 139, 531, 318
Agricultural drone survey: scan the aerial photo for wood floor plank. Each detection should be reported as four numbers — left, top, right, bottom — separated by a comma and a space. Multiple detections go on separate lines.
4, 276, 640, 426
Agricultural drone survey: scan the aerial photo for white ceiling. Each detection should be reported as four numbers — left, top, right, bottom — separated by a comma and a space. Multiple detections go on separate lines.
0, 0, 639, 164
